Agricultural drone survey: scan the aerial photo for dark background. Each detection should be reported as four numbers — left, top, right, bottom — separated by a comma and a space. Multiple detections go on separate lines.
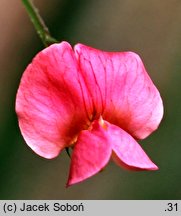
0, 0, 180, 199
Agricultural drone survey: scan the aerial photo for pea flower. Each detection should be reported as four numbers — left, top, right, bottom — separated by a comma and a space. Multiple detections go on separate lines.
15, 42, 163, 186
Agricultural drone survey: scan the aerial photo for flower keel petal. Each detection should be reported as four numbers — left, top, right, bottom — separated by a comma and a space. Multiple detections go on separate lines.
67, 120, 112, 186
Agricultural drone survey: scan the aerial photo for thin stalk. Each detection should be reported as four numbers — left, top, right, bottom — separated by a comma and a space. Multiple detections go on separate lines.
22, 0, 58, 46
65, 147, 71, 158
21, 0, 72, 158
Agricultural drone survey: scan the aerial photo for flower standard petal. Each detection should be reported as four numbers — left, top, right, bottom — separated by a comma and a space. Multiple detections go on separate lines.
75, 44, 163, 139
16, 42, 90, 159
67, 119, 112, 186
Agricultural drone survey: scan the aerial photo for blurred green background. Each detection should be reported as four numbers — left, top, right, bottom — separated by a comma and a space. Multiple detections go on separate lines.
0, 0, 180, 199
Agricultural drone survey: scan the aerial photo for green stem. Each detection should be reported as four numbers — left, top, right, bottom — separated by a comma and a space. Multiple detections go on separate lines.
65, 147, 71, 158
22, 0, 72, 158
22, 0, 58, 47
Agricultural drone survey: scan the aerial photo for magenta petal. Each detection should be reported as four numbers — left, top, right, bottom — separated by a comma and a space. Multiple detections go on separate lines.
67, 120, 112, 186
67, 119, 158, 186
108, 123, 158, 170
75, 44, 163, 139
16, 42, 89, 159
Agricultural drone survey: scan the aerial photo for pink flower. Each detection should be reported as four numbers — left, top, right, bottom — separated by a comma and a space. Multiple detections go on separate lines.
15, 42, 163, 186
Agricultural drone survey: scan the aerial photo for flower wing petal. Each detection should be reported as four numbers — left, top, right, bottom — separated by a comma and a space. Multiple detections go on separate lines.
67, 120, 112, 186
16, 42, 89, 159
67, 119, 157, 186
108, 123, 158, 170
75, 44, 163, 139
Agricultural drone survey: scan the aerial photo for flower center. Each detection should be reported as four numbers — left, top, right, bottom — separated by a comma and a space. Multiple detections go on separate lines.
69, 116, 107, 148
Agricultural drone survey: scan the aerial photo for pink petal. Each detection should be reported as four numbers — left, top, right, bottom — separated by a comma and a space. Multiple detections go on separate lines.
67, 118, 157, 186
75, 44, 163, 139
67, 119, 112, 187
108, 123, 158, 170
16, 42, 90, 159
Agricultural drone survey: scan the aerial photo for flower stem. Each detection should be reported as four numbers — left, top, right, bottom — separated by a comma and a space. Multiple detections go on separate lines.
65, 147, 71, 158
22, 0, 58, 47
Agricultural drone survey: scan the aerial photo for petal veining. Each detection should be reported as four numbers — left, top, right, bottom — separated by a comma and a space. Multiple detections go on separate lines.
16, 42, 91, 158
75, 44, 163, 139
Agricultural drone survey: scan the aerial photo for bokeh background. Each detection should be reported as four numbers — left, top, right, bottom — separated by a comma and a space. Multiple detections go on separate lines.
0, 0, 180, 199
